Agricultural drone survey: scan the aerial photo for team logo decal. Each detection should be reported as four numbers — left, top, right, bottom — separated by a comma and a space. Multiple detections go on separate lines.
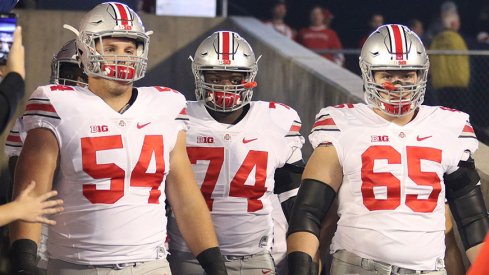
371, 135, 389, 142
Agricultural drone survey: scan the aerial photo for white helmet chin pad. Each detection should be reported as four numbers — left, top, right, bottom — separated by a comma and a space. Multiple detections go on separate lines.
359, 24, 429, 117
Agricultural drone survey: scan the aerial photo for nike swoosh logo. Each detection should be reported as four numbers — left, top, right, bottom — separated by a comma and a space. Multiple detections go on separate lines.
242, 137, 257, 144
137, 122, 151, 129
262, 270, 272, 275
416, 135, 432, 141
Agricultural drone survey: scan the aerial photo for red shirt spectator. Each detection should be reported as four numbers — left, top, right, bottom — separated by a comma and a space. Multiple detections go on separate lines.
264, 0, 295, 39
358, 13, 384, 48
297, 6, 344, 65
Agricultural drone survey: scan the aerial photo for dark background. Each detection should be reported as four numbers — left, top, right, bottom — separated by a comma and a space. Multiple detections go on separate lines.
226, 0, 489, 48
20, 0, 489, 49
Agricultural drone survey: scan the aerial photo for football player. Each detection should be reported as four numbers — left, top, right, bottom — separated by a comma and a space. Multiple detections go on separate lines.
5, 38, 86, 275
167, 31, 305, 274
49, 39, 88, 87
286, 24, 489, 274
8, 2, 227, 275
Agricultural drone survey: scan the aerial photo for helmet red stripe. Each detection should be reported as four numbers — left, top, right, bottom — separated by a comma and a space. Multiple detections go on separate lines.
391, 25, 404, 60
114, 3, 129, 25
222, 31, 230, 61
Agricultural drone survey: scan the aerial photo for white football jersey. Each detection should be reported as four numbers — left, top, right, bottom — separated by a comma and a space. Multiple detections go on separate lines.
22, 84, 188, 264
4, 118, 24, 157
309, 103, 478, 270
168, 101, 304, 256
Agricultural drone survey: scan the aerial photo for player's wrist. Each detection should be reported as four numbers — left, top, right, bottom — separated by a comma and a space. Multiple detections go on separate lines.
9, 239, 39, 274
288, 251, 313, 275
196, 246, 228, 275
8, 200, 24, 221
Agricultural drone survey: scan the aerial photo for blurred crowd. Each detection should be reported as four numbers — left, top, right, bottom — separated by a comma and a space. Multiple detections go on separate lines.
261, 0, 489, 143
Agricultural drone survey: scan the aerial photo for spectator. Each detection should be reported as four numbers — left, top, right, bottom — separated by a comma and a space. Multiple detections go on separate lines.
0, 181, 63, 226
470, 5, 489, 129
408, 18, 427, 45
264, 0, 295, 39
297, 5, 344, 66
425, 1, 458, 46
357, 13, 384, 48
476, 5, 489, 45
140, 0, 155, 13
429, 11, 470, 112
0, 26, 24, 134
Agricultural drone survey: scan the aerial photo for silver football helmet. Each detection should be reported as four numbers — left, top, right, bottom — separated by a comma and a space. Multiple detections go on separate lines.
71, 2, 150, 82
50, 39, 87, 87
191, 31, 258, 112
359, 24, 429, 117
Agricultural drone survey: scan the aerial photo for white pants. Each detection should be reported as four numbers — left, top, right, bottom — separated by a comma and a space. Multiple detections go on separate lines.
168, 250, 276, 275
330, 250, 447, 275
46, 259, 171, 275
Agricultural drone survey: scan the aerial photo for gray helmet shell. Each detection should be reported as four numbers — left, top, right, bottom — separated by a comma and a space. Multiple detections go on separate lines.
359, 24, 429, 117
192, 31, 258, 112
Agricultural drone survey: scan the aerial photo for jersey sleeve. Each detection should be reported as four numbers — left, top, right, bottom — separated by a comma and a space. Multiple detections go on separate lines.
457, 119, 478, 155
444, 111, 479, 175
22, 85, 63, 142
151, 86, 189, 133
309, 106, 342, 149
268, 102, 305, 162
4, 118, 24, 157
175, 104, 189, 132
284, 111, 305, 158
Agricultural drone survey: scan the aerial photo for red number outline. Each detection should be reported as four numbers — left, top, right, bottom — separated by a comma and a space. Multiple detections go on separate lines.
81, 135, 165, 204
361, 145, 442, 212
187, 147, 269, 212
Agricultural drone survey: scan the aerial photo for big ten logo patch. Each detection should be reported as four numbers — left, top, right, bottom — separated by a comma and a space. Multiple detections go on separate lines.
371, 135, 389, 142
197, 136, 214, 144
90, 125, 109, 133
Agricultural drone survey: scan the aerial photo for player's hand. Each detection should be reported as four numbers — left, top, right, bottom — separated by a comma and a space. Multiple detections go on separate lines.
6, 26, 25, 79
14, 181, 63, 224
